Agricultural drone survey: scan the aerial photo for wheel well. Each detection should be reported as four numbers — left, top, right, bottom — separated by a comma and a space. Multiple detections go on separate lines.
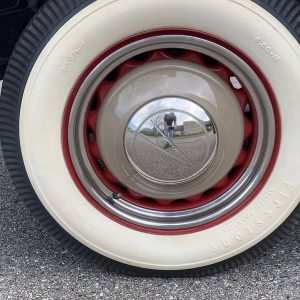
0, 0, 48, 79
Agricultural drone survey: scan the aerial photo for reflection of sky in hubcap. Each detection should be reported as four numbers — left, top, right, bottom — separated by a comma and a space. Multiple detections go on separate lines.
124, 98, 218, 184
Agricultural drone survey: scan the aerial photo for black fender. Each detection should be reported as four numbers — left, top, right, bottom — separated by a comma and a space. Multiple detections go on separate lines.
0, 0, 47, 78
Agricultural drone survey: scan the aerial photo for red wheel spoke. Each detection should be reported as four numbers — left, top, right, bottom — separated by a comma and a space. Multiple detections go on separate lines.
209, 67, 231, 83
97, 81, 114, 101
117, 61, 144, 78
127, 190, 144, 200
213, 176, 230, 189
147, 50, 173, 62
155, 199, 174, 206
103, 169, 119, 184
87, 110, 98, 132
234, 89, 249, 110
179, 51, 205, 65
244, 117, 254, 139
186, 194, 204, 202
89, 141, 101, 160
234, 149, 248, 167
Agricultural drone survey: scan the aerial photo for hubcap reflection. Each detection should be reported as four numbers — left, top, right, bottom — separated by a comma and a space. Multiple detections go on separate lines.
124, 98, 218, 185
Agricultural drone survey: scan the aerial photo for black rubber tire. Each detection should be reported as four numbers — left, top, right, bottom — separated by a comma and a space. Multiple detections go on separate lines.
0, 0, 300, 277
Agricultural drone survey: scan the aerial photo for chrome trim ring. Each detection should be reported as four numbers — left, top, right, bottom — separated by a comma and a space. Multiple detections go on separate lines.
68, 35, 276, 230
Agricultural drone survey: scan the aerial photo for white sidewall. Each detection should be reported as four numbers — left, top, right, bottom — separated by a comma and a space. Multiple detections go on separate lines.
20, 0, 300, 270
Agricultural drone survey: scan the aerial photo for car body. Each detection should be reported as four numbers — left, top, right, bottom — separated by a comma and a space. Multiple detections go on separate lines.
0, 0, 47, 78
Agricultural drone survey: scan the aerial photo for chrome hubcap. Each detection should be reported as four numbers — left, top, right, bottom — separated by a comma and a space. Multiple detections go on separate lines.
124, 97, 218, 185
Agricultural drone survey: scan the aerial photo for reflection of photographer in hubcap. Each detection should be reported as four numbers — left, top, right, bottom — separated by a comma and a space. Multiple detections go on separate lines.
163, 112, 177, 149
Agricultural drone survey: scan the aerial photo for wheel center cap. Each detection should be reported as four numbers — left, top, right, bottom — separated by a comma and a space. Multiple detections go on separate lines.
124, 97, 218, 184
97, 60, 244, 199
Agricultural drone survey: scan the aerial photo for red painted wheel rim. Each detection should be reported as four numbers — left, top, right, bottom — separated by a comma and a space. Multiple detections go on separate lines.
63, 29, 281, 235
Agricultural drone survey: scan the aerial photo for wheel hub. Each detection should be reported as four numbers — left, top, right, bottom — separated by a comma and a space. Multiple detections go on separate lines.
97, 60, 244, 199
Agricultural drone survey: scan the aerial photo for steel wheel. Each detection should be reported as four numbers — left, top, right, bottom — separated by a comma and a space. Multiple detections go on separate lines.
65, 33, 277, 232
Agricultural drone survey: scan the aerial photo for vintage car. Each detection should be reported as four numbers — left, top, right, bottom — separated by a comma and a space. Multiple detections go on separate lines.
0, 0, 300, 276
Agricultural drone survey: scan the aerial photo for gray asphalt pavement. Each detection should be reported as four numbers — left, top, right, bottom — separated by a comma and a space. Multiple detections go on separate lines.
0, 149, 300, 300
